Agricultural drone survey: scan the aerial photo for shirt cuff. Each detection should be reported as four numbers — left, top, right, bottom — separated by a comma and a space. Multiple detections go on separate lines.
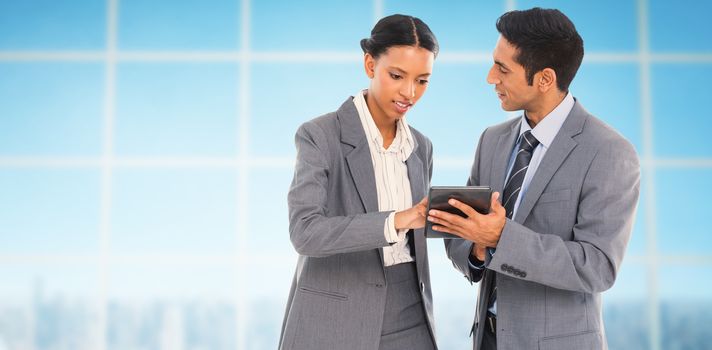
488, 247, 496, 258
384, 211, 408, 243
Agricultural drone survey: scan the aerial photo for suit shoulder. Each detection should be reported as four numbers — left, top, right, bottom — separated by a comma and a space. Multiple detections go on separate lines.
294, 111, 343, 155
408, 125, 432, 148
583, 114, 632, 146
581, 113, 638, 160
480, 117, 519, 141
296, 111, 339, 138
299, 110, 338, 132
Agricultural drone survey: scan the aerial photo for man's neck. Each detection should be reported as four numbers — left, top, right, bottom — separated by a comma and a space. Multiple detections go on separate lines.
525, 91, 567, 128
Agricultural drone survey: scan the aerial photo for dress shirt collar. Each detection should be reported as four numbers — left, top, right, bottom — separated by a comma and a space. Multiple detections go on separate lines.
518, 92, 575, 149
353, 90, 415, 161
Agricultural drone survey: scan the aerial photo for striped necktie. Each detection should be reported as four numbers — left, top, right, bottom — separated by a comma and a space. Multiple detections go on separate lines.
502, 130, 540, 219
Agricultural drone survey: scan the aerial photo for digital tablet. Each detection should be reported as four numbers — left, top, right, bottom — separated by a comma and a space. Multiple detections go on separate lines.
425, 186, 492, 239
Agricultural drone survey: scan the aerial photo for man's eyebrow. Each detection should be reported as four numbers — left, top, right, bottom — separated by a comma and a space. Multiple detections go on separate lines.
494, 60, 510, 70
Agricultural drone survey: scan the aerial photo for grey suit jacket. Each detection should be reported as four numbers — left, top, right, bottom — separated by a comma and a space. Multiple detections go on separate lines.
446, 100, 640, 350
279, 97, 436, 350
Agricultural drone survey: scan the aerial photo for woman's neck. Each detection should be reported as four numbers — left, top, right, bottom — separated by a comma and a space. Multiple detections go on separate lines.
364, 92, 397, 148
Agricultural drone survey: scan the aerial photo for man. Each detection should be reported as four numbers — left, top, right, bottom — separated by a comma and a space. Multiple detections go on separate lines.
428, 8, 640, 350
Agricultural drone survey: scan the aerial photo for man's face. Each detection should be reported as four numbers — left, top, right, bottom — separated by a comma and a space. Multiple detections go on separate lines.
486, 36, 540, 112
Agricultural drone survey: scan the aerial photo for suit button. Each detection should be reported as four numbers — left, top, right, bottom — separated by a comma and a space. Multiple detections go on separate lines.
521, 271, 527, 278
501, 264, 508, 271
376, 283, 384, 288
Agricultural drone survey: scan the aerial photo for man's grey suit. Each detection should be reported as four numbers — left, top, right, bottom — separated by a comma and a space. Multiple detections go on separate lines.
279, 98, 436, 350
446, 100, 640, 350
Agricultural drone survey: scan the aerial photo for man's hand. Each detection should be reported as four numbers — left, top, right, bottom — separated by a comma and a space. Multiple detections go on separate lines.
394, 197, 428, 230
427, 192, 506, 247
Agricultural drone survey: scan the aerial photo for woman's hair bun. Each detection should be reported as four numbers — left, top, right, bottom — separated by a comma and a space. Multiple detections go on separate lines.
359, 14, 438, 59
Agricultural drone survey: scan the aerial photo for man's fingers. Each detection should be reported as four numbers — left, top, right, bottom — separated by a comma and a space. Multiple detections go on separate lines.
428, 209, 467, 227
490, 192, 506, 215
448, 198, 479, 218
431, 225, 461, 237
427, 214, 444, 225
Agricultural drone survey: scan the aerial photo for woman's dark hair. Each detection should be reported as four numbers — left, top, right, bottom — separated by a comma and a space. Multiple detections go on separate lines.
360, 14, 439, 59
496, 7, 583, 92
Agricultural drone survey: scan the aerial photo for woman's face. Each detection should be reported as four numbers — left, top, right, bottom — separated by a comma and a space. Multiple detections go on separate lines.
364, 45, 434, 123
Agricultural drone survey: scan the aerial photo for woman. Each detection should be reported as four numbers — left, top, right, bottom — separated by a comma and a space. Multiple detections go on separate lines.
279, 14, 439, 350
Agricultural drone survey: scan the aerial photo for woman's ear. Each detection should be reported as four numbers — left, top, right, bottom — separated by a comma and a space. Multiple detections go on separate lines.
364, 53, 376, 79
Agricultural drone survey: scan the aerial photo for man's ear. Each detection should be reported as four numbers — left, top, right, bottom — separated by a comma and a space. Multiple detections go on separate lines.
537, 68, 557, 92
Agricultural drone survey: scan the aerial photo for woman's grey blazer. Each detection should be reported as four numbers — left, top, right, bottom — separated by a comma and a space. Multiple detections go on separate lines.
279, 97, 436, 350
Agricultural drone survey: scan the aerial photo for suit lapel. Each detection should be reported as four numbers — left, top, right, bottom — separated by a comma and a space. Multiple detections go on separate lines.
345, 145, 379, 213
514, 102, 587, 223
339, 98, 379, 214
406, 150, 425, 205
491, 120, 521, 194
338, 97, 384, 264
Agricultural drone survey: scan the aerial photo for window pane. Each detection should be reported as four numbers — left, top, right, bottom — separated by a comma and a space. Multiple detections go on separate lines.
0, 169, 100, 254
0, 63, 104, 156
111, 169, 238, 254
115, 63, 239, 156
385, 0, 504, 51
652, 64, 712, 157
650, 0, 712, 52
659, 266, 712, 350
119, 0, 240, 50
518, 0, 638, 51
656, 169, 712, 255
0, 263, 100, 350
107, 264, 237, 350
0, 0, 106, 49
252, 0, 370, 50
250, 62, 362, 157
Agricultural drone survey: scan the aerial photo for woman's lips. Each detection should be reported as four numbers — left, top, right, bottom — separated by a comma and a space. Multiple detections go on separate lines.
394, 100, 412, 113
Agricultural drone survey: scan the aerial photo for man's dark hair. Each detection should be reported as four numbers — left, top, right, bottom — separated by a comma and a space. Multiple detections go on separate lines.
496, 7, 583, 92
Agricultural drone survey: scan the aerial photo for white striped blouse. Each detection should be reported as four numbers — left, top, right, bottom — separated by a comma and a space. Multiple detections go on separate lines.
353, 90, 415, 266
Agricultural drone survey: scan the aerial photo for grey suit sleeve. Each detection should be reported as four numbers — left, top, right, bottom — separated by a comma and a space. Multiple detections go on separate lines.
445, 128, 488, 284
489, 138, 641, 293
288, 122, 391, 258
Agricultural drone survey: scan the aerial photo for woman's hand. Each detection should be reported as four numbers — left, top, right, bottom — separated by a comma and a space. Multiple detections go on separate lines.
472, 244, 486, 261
394, 197, 428, 230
